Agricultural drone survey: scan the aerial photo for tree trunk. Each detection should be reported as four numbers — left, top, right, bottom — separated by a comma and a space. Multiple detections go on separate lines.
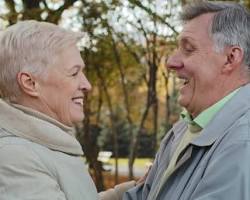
76, 100, 104, 191
94, 64, 119, 185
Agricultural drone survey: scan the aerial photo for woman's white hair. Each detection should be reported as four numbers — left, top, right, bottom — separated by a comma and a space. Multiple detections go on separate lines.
0, 20, 84, 101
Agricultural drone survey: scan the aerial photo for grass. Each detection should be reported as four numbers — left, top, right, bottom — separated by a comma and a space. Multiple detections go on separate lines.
108, 158, 153, 168
93, 158, 154, 189
102, 158, 153, 189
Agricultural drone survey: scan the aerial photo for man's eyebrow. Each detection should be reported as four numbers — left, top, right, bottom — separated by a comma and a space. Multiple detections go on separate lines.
71, 65, 84, 71
177, 36, 197, 48
178, 35, 194, 43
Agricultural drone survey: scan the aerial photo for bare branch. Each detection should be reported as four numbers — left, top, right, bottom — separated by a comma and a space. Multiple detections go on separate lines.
127, 0, 178, 35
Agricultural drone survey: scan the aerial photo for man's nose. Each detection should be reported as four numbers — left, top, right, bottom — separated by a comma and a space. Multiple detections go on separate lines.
166, 51, 184, 70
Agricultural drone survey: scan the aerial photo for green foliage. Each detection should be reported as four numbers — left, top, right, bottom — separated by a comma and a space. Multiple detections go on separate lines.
97, 106, 135, 157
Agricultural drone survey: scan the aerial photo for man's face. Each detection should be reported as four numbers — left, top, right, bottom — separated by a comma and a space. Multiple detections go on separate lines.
166, 13, 227, 117
36, 45, 91, 126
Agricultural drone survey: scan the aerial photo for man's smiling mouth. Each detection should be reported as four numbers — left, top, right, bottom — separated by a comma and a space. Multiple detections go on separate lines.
72, 97, 83, 106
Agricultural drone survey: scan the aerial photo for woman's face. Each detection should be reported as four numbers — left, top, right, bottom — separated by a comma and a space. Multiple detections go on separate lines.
35, 45, 91, 126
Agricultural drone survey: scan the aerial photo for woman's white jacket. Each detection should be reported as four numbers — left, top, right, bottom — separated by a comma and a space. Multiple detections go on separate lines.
0, 99, 134, 200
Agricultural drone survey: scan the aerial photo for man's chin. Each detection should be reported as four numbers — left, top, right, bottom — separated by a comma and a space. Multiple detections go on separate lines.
72, 114, 85, 124
178, 96, 189, 109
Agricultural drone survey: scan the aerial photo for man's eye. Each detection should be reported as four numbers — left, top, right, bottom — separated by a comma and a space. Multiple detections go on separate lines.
72, 71, 78, 76
179, 40, 195, 54
185, 48, 194, 52
181, 45, 195, 54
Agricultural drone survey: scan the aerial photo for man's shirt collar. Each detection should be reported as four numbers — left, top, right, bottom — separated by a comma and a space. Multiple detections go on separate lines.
181, 88, 240, 128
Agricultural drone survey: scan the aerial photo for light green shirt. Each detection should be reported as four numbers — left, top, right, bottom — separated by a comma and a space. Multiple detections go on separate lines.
181, 88, 240, 128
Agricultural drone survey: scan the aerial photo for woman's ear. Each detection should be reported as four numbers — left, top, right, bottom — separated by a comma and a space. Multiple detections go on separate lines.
16, 72, 39, 97
222, 46, 244, 74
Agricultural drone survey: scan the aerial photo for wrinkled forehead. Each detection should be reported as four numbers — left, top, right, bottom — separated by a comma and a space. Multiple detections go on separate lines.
178, 13, 215, 43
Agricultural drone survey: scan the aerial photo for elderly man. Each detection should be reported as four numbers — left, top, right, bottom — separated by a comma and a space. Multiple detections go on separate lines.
0, 21, 135, 200
124, 1, 250, 200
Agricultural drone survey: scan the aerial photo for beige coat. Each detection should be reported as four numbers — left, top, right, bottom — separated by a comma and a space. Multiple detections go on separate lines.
0, 99, 134, 200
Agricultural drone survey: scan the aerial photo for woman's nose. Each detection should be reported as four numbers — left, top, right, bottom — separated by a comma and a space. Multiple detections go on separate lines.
80, 73, 92, 91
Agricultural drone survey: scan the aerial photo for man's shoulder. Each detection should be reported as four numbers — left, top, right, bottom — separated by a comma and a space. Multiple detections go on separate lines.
210, 109, 250, 156
225, 109, 250, 141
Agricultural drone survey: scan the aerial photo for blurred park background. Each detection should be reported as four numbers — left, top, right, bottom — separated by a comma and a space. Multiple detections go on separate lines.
1, 0, 249, 191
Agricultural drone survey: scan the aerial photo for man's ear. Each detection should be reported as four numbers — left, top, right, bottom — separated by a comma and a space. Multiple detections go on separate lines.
17, 72, 39, 97
222, 46, 244, 74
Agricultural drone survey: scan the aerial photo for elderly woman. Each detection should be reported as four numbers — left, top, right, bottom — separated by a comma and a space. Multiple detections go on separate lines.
0, 21, 134, 200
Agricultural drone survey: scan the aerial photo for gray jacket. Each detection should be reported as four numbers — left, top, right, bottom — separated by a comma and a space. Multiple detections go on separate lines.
124, 83, 250, 200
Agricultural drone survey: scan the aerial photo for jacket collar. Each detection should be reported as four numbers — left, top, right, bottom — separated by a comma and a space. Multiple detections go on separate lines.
192, 83, 250, 147
0, 99, 83, 155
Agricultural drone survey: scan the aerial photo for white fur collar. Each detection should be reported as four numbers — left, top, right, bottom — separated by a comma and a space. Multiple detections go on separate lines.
0, 99, 83, 155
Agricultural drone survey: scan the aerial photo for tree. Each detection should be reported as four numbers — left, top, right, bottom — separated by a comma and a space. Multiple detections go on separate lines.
0, 0, 183, 188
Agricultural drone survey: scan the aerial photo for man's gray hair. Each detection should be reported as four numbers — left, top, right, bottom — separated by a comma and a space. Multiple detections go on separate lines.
0, 20, 84, 101
181, 1, 250, 70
